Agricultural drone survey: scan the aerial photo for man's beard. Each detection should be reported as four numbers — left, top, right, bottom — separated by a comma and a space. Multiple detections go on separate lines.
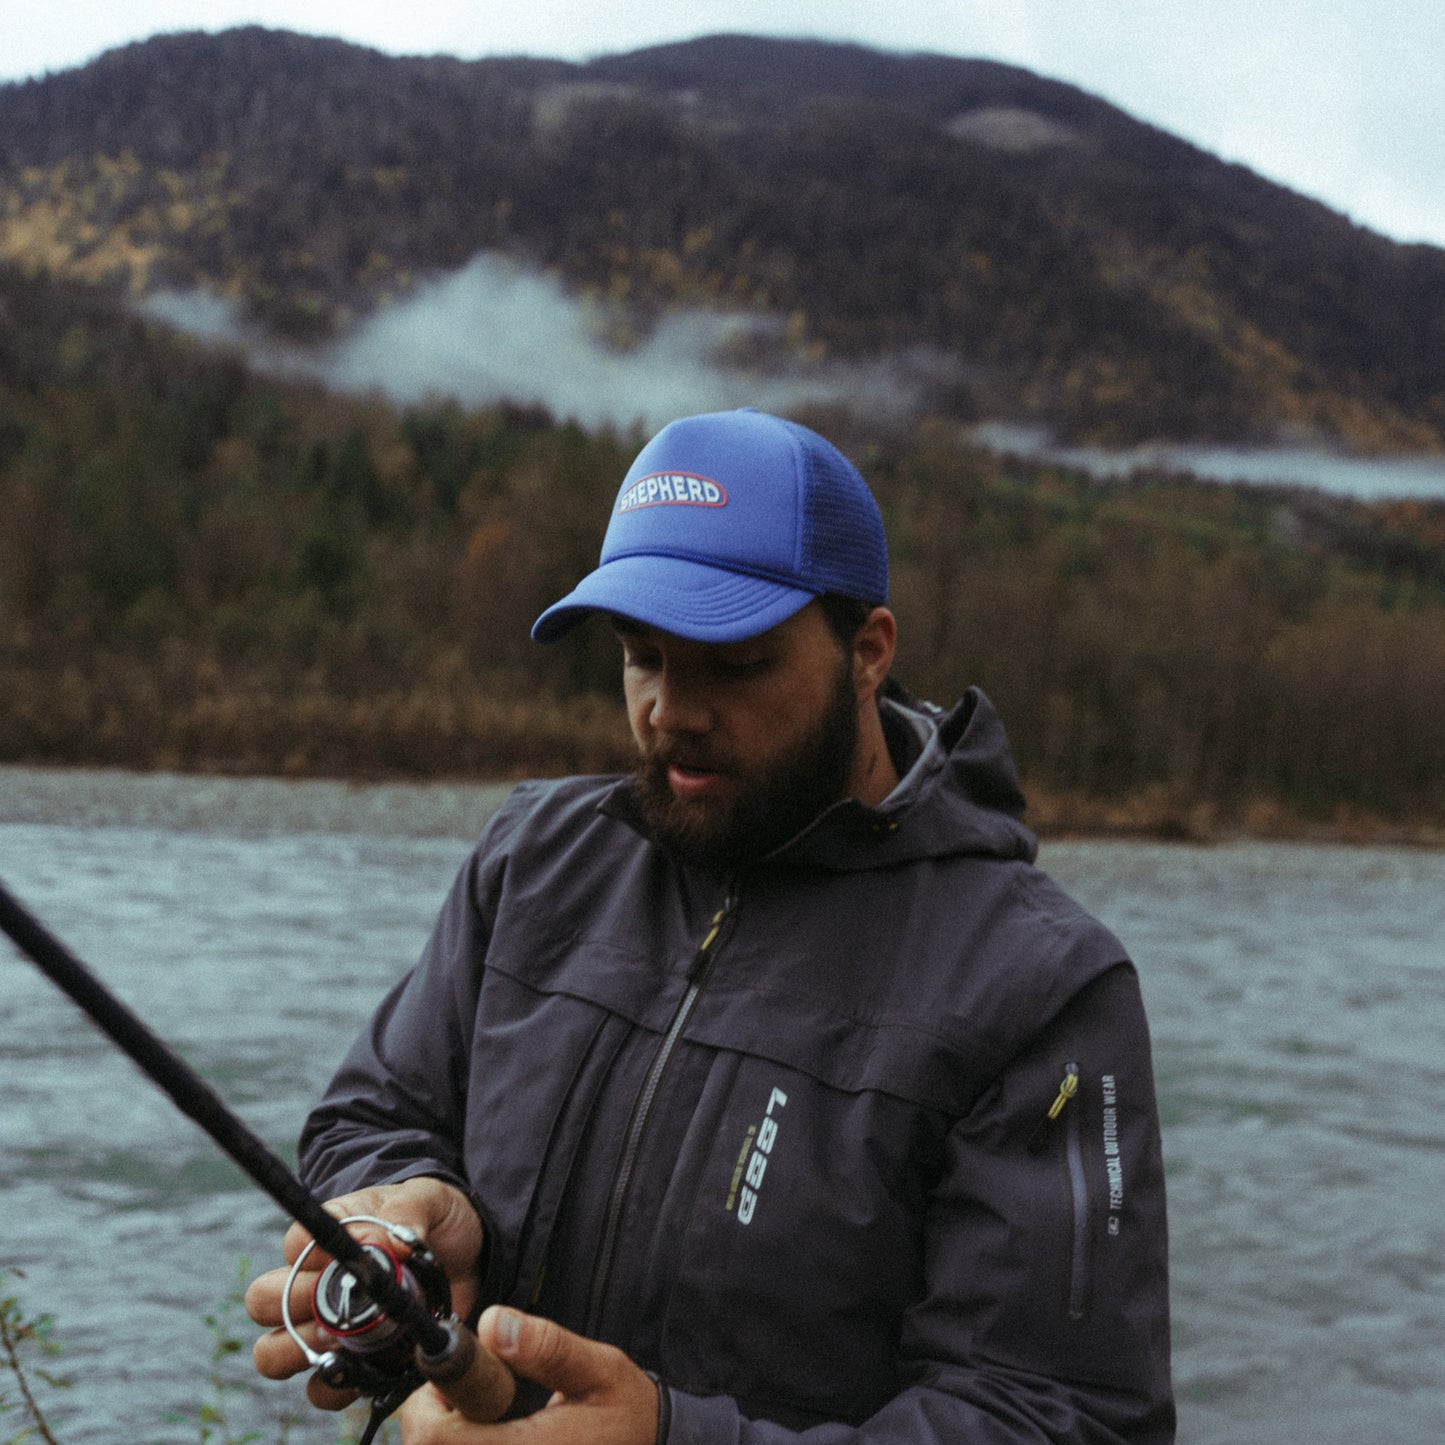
634, 656, 860, 871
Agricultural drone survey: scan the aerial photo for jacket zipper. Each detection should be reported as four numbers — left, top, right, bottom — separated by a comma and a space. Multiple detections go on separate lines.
1030, 1061, 1091, 1322
583, 887, 738, 1337
1057, 1063, 1086, 1323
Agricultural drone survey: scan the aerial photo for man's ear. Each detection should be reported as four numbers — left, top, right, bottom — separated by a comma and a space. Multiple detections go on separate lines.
852, 607, 896, 702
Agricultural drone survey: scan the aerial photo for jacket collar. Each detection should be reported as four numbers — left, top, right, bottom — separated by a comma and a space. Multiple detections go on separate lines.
600, 682, 1038, 871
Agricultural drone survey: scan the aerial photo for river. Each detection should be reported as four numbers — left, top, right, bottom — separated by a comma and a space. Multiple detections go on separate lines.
2, 766, 1442, 1442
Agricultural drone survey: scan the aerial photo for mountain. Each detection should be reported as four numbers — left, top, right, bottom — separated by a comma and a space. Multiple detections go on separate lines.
1, 27, 1443, 450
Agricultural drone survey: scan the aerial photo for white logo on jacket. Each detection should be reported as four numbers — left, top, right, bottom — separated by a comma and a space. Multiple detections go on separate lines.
726, 1086, 788, 1225
1103, 1073, 1125, 1234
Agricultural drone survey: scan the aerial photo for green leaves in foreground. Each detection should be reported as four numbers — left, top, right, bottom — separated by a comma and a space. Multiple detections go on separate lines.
1, 1267, 68, 1445
2, 1262, 390, 1445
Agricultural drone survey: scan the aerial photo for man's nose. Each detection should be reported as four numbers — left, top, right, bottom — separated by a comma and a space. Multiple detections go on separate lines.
648, 669, 713, 735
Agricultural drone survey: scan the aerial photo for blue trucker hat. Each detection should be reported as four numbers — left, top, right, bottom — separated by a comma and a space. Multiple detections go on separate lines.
531, 409, 888, 644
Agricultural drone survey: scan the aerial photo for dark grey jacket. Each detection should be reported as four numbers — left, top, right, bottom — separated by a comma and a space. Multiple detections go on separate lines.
301, 687, 1174, 1442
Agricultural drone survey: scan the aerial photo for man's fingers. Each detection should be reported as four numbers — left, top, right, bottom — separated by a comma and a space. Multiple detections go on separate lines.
280, 1179, 484, 1281
249, 1179, 487, 1412
260, 1179, 484, 1333
280, 1188, 408, 1265
244, 1263, 324, 1330
250, 1287, 359, 1409
477, 1306, 628, 1401
252, 1317, 320, 1380
251, 1310, 358, 1409
400, 1384, 477, 1442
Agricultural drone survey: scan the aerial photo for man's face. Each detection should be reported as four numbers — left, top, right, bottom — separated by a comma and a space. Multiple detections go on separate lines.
618, 602, 860, 870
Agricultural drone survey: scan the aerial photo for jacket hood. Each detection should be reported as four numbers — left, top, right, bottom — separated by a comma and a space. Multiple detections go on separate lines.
604, 682, 1037, 872
776, 682, 1037, 870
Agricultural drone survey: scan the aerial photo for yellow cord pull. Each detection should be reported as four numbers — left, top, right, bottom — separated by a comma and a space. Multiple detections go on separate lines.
699, 905, 729, 953
1047, 1064, 1080, 1121
1027, 1063, 1081, 1154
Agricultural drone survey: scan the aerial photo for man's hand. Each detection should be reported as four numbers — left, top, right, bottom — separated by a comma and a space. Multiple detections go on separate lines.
245, 1177, 485, 1410
399, 1307, 660, 1444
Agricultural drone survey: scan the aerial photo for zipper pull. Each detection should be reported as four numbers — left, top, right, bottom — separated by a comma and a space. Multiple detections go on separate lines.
699, 905, 729, 952
687, 889, 738, 983
1028, 1062, 1080, 1153
1047, 1064, 1080, 1120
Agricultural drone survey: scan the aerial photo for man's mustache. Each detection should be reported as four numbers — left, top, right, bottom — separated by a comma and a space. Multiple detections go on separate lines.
641, 742, 731, 774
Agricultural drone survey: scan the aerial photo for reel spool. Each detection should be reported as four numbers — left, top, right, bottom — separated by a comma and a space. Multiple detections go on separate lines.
281, 1214, 452, 1401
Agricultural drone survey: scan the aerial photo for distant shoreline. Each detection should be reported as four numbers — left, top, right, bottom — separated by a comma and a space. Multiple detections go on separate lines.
1024, 786, 1445, 850
3, 761, 1440, 850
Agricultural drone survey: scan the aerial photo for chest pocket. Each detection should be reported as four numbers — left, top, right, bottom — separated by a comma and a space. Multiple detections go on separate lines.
649, 967, 980, 1428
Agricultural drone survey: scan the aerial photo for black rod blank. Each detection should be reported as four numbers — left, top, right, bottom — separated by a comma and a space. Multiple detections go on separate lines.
0, 877, 448, 1357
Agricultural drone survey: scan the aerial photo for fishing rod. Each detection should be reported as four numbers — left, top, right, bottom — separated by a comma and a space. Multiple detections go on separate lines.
0, 877, 513, 1439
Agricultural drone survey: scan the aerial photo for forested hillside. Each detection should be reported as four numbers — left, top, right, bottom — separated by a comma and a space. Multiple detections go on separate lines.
3, 264, 1443, 836
2, 29, 1444, 449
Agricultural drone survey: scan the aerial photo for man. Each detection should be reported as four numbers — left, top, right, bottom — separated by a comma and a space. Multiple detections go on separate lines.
247, 408, 1175, 1443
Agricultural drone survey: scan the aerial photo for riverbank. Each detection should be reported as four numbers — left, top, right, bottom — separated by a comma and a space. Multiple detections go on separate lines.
4, 759, 1441, 850
1024, 785, 1445, 849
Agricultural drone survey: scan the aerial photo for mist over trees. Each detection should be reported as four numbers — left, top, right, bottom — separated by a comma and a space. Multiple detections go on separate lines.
2, 264, 1443, 833
3, 29, 1445, 452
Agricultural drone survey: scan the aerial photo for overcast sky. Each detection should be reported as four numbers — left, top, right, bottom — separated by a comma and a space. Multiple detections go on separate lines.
4, 1, 1443, 252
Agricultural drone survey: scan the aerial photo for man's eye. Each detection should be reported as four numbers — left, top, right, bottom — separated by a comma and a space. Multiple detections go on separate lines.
718, 656, 770, 679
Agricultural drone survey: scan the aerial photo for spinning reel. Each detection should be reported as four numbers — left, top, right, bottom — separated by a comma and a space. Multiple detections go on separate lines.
281, 1215, 454, 1441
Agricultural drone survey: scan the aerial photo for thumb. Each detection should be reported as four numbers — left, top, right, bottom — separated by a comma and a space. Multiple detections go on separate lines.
476, 1306, 623, 1401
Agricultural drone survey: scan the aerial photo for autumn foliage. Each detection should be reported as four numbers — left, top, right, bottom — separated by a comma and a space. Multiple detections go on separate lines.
2, 267, 1443, 837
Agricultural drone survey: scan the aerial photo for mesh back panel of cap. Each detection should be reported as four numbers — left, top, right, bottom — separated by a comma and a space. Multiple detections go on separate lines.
794, 427, 889, 603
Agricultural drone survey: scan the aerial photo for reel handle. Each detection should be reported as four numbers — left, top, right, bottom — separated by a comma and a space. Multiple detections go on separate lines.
416, 1317, 516, 1422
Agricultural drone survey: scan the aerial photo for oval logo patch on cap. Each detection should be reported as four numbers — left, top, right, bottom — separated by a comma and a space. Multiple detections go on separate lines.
617, 471, 728, 513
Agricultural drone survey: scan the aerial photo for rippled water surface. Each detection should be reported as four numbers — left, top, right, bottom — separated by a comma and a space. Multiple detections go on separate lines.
2, 766, 1443, 1442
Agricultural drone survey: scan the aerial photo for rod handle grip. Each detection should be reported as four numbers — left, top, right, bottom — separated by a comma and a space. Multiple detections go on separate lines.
416, 1317, 516, 1423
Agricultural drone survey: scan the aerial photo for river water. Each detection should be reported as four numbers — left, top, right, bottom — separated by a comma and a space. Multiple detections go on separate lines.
2, 766, 1442, 1443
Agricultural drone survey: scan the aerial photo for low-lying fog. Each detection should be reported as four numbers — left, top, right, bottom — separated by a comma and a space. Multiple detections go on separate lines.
972, 424, 1445, 503
140, 253, 1445, 502
140, 252, 941, 435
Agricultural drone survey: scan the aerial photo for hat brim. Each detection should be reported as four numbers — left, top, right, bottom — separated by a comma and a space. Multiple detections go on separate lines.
531, 554, 818, 644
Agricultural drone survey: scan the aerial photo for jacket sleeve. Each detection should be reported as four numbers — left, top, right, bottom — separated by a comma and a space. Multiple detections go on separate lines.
297, 834, 506, 1265
662, 962, 1175, 1445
